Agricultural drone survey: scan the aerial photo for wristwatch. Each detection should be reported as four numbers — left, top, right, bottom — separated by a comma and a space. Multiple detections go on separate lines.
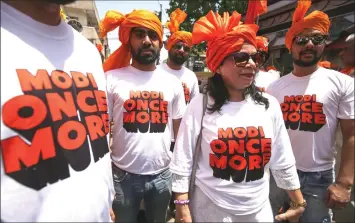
290, 199, 307, 209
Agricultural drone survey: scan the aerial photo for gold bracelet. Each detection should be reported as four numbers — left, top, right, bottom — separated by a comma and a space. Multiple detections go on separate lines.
290, 199, 307, 209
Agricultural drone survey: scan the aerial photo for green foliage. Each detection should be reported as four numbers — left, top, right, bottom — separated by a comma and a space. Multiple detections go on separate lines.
166, 0, 248, 57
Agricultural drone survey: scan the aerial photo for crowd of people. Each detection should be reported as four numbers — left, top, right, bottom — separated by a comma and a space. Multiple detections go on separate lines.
1, 0, 354, 222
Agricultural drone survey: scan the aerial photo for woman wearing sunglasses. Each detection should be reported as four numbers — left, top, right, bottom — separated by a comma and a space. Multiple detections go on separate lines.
169, 11, 306, 223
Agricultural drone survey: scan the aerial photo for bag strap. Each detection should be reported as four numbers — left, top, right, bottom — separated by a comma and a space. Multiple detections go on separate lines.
189, 93, 208, 193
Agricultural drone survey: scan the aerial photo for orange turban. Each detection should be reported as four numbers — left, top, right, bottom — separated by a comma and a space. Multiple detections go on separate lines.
285, 0, 330, 51
267, 65, 277, 71
99, 10, 163, 72
318, 60, 331, 69
60, 8, 67, 21
192, 11, 258, 73
256, 36, 269, 52
96, 43, 103, 53
166, 8, 192, 51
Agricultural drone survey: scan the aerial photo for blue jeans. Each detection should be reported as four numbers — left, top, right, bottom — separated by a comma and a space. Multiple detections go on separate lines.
111, 163, 172, 223
270, 169, 334, 223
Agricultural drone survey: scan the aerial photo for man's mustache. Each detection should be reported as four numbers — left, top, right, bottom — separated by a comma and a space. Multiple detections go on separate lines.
300, 50, 316, 56
138, 47, 155, 54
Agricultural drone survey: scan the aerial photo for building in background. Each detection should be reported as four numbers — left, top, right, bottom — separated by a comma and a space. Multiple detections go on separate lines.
62, 1, 110, 59
258, 0, 354, 76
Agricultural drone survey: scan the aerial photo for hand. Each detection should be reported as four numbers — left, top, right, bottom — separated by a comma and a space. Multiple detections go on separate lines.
326, 183, 351, 209
275, 206, 305, 223
110, 208, 115, 222
175, 205, 192, 223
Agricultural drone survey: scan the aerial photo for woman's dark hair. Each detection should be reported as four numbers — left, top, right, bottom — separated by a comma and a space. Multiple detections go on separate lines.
206, 73, 269, 113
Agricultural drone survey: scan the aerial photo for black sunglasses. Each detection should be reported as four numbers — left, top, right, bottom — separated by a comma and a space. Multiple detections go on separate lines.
231, 52, 267, 67
293, 35, 328, 46
173, 43, 191, 52
132, 28, 159, 41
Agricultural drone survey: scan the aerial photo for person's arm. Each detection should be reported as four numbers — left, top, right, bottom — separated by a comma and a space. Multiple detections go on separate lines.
275, 188, 305, 223
337, 79, 355, 189
337, 119, 355, 188
170, 94, 204, 223
326, 119, 354, 209
326, 77, 355, 208
175, 191, 192, 223
268, 96, 305, 222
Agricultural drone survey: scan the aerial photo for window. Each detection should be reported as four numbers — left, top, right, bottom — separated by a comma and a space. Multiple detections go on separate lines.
68, 16, 79, 21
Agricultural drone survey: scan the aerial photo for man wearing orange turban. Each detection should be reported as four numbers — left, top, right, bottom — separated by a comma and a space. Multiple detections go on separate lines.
318, 60, 331, 69
100, 9, 187, 223
339, 33, 355, 77
254, 36, 280, 91
100, 9, 163, 72
267, 1, 354, 222
159, 8, 198, 217
165, 8, 192, 51
170, 10, 305, 223
267, 65, 277, 71
161, 8, 198, 105
243, 0, 278, 92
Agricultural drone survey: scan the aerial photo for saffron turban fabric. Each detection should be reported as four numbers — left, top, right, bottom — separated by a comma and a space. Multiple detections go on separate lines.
256, 36, 269, 52
192, 11, 258, 73
165, 8, 192, 50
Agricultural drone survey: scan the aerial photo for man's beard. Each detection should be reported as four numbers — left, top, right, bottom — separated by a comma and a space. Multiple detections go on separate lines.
131, 45, 160, 65
169, 51, 188, 65
41, 0, 76, 4
293, 50, 321, 67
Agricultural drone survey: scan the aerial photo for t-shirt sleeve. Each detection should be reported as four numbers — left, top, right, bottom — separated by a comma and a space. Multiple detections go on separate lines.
268, 97, 296, 170
105, 73, 113, 122
337, 77, 355, 119
190, 73, 200, 101
172, 78, 187, 119
170, 94, 203, 176
265, 80, 276, 95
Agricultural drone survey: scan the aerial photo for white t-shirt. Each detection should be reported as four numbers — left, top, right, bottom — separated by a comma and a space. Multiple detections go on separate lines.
106, 65, 186, 175
268, 69, 281, 79
159, 63, 199, 104
170, 93, 295, 214
159, 63, 199, 142
255, 70, 279, 91
267, 67, 354, 172
1, 2, 114, 222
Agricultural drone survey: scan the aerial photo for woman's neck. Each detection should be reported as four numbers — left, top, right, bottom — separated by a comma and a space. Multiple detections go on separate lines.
228, 88, 245, 102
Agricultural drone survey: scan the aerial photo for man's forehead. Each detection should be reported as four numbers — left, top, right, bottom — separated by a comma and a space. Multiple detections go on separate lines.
132, 27, 156, 33
298, 29, 324, 36
174, 41, 188, 46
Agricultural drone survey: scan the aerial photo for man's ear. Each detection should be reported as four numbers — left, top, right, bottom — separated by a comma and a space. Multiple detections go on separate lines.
216, 66, 222, 75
